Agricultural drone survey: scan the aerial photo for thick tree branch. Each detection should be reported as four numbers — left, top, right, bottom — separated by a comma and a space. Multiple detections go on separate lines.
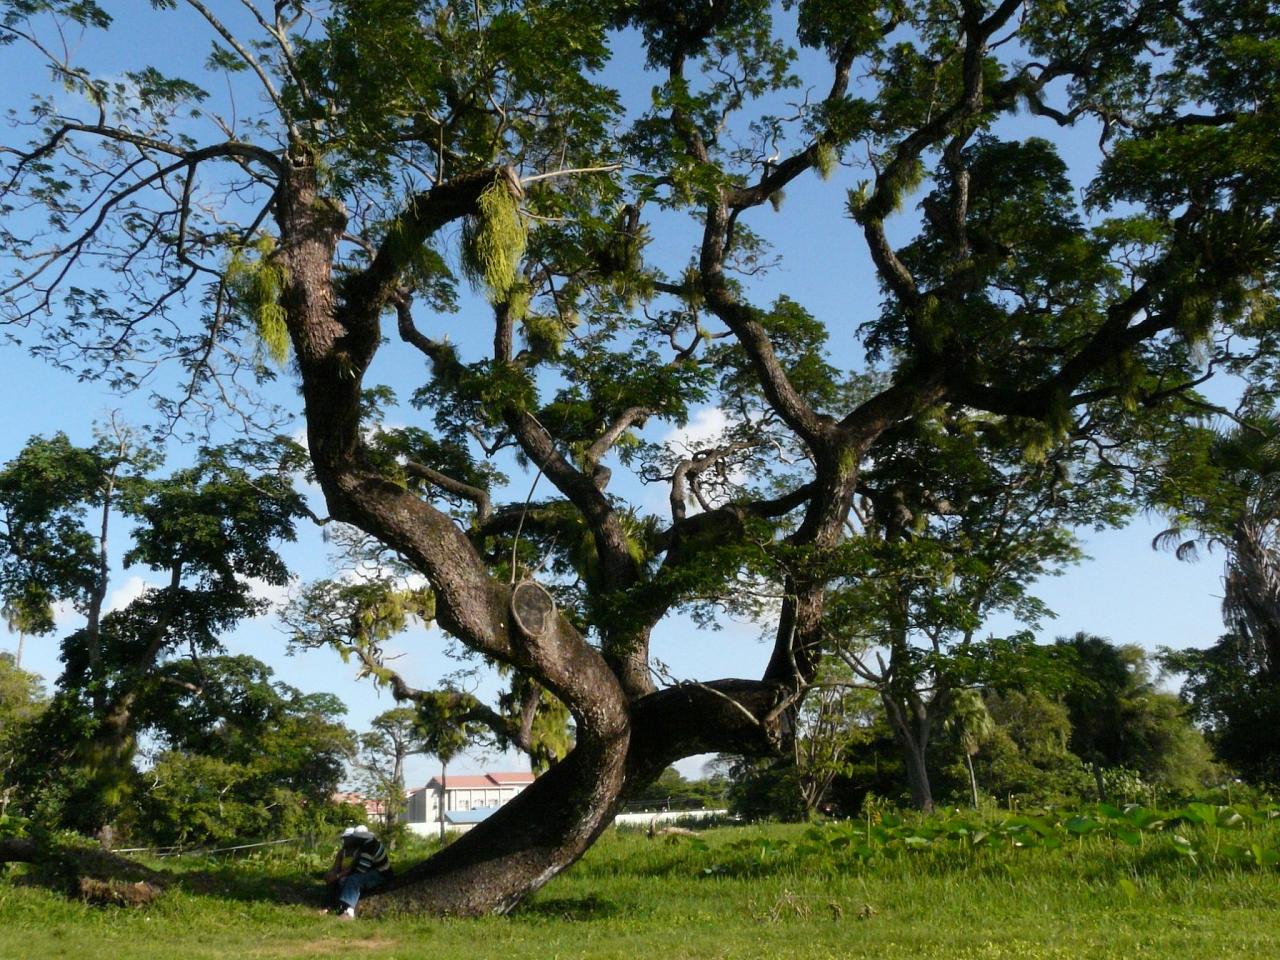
343, 168, 503, 321
404, 460, 493, 524
583, 406, 650, 475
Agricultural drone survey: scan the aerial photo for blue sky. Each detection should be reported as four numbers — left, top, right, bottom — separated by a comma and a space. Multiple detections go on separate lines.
0, 3, 1235, 786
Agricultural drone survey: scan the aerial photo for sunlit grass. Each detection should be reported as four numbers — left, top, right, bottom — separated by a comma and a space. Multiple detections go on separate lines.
2, 808, 1279, 959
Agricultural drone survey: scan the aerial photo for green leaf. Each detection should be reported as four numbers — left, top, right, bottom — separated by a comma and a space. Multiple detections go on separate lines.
1217, 809, 1245, 830
1064, 817, 1102, 835
1113, 827, 1142, 847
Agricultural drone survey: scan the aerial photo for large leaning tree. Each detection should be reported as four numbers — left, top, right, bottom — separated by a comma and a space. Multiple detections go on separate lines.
2, 0, 1278, 913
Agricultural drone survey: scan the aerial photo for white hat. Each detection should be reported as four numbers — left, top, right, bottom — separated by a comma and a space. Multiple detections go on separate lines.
340, 824, 371, 838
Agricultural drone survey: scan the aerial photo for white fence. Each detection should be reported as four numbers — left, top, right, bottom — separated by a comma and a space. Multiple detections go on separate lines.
611, 808, 728, 828
405, 808, 729, 837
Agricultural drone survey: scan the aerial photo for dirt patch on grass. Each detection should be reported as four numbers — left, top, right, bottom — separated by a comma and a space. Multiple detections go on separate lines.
252, 937, 399, 958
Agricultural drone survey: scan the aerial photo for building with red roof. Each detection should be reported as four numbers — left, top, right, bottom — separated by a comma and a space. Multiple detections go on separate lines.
331, 791, 390, 821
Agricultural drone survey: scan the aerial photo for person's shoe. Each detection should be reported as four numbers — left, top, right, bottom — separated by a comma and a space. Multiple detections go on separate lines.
338, 907, 356, 920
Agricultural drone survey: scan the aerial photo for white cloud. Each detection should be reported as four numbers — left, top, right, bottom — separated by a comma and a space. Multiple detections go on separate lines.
106, 575, 155, 613
661, 406, 731, 452
649, 406, 754, 518
247, 576, 292, 610
44, 575, 158, 632
51, 599, 79, 631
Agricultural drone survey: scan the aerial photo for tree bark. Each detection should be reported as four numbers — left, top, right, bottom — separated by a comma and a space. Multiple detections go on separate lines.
368, 727, 629, 916
901, 734, 934, 814
84, 456, 121, 713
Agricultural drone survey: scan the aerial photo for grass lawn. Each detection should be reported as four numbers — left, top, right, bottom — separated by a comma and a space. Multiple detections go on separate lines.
2, 817, 1279, 960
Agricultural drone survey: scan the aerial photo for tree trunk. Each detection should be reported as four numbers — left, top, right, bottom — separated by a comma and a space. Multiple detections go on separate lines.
366, 679, 786, 916
902, 739, 934, 813
73, 568, 183, 836
965, 751, 979, 808
881, 691, 934, 813
273, 159, 794, 916
84, 452, 123, 712
0, 836, 165, 905
369, 726, 629, 916
438, 757, 447, 845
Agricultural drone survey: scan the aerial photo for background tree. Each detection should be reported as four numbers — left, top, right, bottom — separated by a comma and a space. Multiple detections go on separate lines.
0, 427, 143, 687
132, 655, 355, 847
824, 405, 1128, 810
1057, 633, 1216, 797
942, 688, 994, 808
3, 0, 1279, 913
0, 435, 305, 834
972, 688, 1092, 806
1, 599, 47, 670
625, 765, 727, 812
0, 652, 44, 817
715, 754, 807, 823
1157, 416, 1280, 780
1164, 634, 1280, 783
790, 680, 875, 817
353, 707, 429, 828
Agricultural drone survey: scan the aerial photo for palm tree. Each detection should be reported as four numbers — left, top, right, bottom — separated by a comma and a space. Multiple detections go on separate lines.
1, 598, 49, 671
1156, 418, 1280, 675
944, 688, 995, 808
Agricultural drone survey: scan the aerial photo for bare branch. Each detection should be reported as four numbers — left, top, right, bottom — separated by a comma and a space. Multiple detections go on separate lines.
180, 0, 298, 138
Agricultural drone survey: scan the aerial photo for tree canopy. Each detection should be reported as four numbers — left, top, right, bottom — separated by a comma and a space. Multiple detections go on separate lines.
2, 0, 1278, 914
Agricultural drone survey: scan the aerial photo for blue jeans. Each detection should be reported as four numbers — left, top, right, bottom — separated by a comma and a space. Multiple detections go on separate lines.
337, 870, 386, 910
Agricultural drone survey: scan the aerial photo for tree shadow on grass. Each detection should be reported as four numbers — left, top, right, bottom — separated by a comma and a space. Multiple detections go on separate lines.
174, 864, 323, 907
1, 836, 336, 910
517, 893, 624, 921
4, 844, 633, 922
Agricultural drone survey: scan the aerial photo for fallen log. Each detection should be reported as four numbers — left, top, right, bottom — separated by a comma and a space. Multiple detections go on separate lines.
0, 836, 166, 906
0, 838, 38, 864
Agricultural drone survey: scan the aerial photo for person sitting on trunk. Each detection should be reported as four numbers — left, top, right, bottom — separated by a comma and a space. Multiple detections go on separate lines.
324, 825, 391, 918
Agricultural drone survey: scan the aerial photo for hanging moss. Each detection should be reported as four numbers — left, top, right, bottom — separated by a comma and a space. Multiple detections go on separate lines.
506, 280, 531, 323
814, 141, 838, 181
226, 235, 290, 366
522, 313, 566, 358
845, 180, 871, 221
1020, 420, 1054, 464
680, 265, 704, 309
461, 178, 527, 299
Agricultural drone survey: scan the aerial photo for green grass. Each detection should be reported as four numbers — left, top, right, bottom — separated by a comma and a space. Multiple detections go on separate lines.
3, 813, 1280, 960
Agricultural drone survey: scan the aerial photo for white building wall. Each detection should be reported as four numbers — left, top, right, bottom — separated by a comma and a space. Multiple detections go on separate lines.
402, 777, 535, 824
